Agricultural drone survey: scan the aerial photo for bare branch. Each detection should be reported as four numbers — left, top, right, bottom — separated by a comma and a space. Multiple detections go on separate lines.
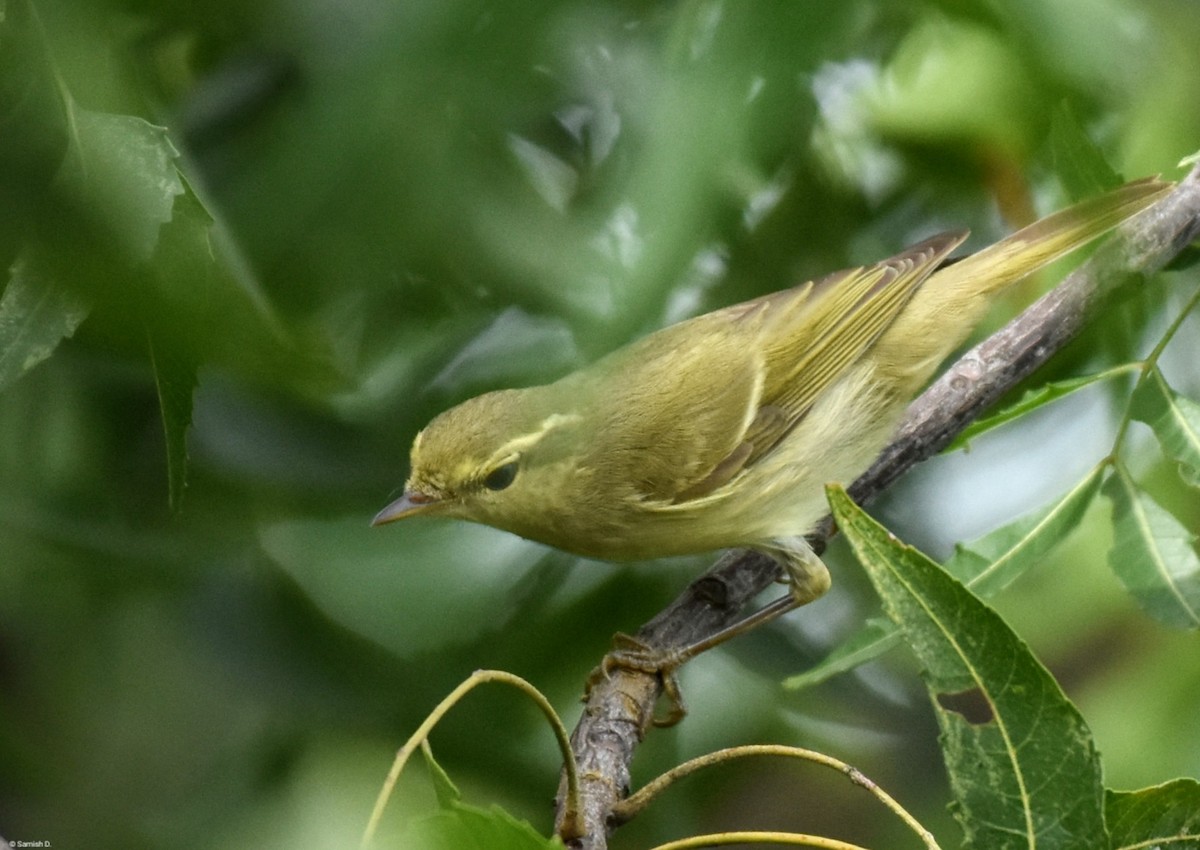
557, 167, 1200, 849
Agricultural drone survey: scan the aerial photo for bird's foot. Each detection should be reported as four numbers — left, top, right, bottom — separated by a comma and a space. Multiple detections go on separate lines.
582, 540, 830, 728
585, 632, 688, 727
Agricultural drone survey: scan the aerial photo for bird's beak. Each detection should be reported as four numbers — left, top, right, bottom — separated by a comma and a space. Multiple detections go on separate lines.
371, 489, 443, 525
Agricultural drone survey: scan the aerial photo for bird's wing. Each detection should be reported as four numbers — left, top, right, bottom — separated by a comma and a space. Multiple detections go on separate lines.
609, 231, 966, 505
633, 229, 969, 504
592, 330, 766, 504
740, 230, 968, 462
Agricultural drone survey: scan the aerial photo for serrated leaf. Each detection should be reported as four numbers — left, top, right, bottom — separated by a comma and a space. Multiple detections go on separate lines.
155, 177, 281, 329
829, 485, 1106, 850
147, 329, 196, 512
949, 370, 1126, 451
1103, 464, 1200, 629
57, 106, 184, 264
1107, 778, 1200, 850
1131, 368, 1200, 479
0, 253, 91, 392
789, 470, 1103, 690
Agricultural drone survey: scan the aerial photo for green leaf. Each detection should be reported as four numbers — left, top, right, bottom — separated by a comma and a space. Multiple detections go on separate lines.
783, 618, 899, 690
0, 254, 90, 392
1131, 368, 1200, 482
1048, 101, 1122, 199
57, 105, 184, 265
868, 18, 1039, 156
152, 177, 282, 336
259, 517, 543, 657
400, 742, 562, 850
147, 330, 196, 512
828, 484, 1106, 850
403, 808, 562, 850
1103, 464, 1200, 629
943, 465, 1104, 596
949, 369, 1128, 451
789, 469, 1103, 690
420, 742, 462, 810
1107, 778, 1200, 850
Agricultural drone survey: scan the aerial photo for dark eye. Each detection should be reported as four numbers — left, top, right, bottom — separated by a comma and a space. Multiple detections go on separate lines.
482, 461, 518, 491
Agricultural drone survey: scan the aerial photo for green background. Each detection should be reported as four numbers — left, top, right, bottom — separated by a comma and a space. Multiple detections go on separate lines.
2, 0, 1198, 847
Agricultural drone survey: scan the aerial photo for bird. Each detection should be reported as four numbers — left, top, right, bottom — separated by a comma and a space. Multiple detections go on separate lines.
373, 176, 1168, 691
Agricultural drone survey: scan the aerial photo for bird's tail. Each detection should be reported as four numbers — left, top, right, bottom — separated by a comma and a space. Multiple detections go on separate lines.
935, 175, 1171, 300
873, 175, 1172, 390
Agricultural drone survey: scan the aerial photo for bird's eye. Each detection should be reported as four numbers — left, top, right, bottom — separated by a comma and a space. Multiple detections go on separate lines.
482, 461, 518, 491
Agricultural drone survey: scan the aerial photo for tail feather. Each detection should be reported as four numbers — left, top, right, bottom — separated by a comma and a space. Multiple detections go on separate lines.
872, 175, 1172, 390
937, 176, 1172, 298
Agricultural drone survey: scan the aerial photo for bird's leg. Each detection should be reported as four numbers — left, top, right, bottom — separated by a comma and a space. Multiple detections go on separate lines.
760, 535, 833, 605
585, 537, 831, 726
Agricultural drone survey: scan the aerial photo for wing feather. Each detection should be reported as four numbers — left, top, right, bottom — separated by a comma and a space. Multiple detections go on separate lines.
745, 231, 967, 460
600, 231, 967, 505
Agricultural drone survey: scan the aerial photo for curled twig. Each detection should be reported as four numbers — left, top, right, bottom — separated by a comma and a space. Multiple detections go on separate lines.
613, 744, 940, 849
361, 669, 584, 848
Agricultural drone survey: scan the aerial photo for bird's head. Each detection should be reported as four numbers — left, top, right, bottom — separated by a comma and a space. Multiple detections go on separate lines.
372, 387, 585, 536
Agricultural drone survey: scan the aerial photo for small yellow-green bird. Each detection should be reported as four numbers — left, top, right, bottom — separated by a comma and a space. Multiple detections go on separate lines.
374, 178, 1168, 611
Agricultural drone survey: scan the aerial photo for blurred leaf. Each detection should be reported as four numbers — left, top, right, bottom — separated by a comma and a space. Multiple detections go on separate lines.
1106, 778, 1200, 850
1131, 368, 1200, 484
1048, 101, 1122, 199
0, 254, 90, 392
1103, 464, 1200, 629
139, 177, 280, 510
427, 307, 581, 398
949, 369, 1129, 451
790, 469, 1103, 690
783, 618, 898, 690
259, 517, 544, 657
152, 179, 278, 331
0, 0, 69, 260
147, 330, 196, 512
829, 485, 1107, 850
943, 465, 1104, 596
396, 741, 561, 850
57, 105, 184, 265
868, 18, 1038, 157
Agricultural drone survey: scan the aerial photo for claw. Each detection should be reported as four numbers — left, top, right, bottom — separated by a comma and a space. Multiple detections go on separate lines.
584, 633, 689, 726
581, 541, 831, 728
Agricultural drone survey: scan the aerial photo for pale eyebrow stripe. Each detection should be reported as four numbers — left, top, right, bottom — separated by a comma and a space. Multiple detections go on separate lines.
494, 412, 584, 457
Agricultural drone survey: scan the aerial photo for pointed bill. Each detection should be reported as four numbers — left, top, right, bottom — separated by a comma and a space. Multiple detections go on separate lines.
372, 490, 442, 525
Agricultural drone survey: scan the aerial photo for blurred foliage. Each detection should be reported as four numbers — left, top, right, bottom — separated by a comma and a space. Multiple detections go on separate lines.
2, 0, 1199, 848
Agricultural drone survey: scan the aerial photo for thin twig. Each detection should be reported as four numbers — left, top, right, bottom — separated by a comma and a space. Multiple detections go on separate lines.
646, 832, 872, 850
614, 744, 940, 849
556, 166, 1200, 850
362, 669, 584, 848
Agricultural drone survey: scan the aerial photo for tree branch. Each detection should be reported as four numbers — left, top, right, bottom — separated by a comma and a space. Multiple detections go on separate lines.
556, 166, 1200, 849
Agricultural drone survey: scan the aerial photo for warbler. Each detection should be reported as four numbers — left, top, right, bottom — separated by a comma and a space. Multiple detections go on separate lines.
374, 178, 1168, 612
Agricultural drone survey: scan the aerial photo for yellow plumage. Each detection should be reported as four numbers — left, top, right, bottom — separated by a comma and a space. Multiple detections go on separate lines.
376, 177, 1169, 603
